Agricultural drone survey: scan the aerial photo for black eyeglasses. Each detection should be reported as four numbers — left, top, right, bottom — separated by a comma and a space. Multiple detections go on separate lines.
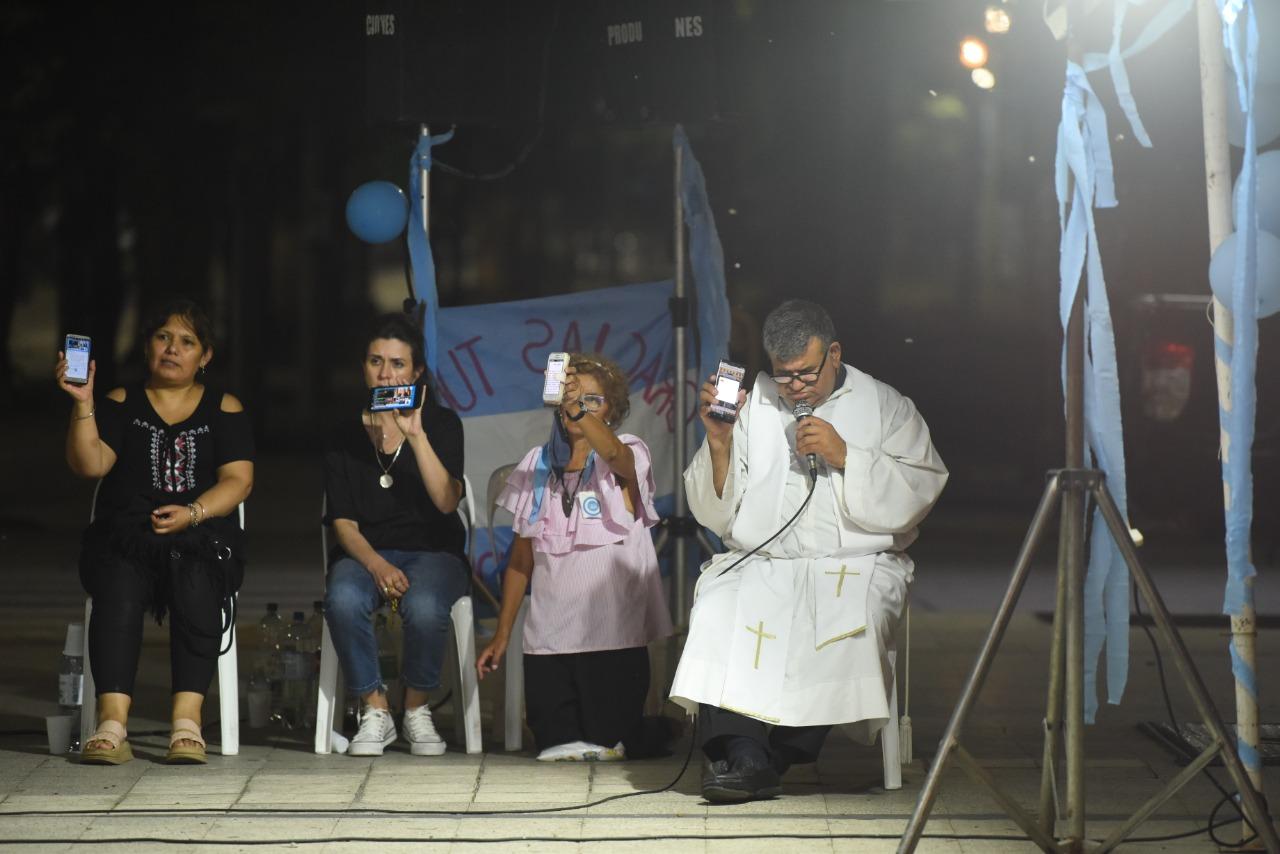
770, 346, 831, 387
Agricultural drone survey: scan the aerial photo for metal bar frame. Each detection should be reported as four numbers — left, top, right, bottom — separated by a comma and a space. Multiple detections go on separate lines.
896, 471, 1280, 853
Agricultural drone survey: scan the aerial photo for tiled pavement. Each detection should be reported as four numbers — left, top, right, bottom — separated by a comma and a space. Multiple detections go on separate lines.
1, 610, 1277, 852
2, 447, 1278, 850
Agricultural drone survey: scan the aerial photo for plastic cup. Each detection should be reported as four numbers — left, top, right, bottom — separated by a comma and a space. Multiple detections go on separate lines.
45, 714, 74, 755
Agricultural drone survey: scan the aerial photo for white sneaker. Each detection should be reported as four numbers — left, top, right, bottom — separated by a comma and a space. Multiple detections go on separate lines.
536, 740, 626, 762
585, 742, 625, 762
347, 707, 397, 756
403, 704, 446, 756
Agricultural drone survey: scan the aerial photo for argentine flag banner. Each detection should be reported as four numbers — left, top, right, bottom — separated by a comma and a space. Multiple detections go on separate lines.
436, 279, 683, 594
411, 128, 730, 597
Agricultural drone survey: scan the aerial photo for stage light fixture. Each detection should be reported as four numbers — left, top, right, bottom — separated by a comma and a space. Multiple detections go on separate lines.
971, 67, 996, 90
984, 6, 1012, 34
959, 37, 989, 69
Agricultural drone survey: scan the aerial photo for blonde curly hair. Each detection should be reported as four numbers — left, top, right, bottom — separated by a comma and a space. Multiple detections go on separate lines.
569, 353, 630, 427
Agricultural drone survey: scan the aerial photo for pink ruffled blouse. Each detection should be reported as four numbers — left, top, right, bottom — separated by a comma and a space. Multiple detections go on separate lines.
497, 433, 673, 655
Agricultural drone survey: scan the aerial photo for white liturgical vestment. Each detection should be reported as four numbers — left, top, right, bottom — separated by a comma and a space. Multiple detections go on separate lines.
670, 365, 947, 737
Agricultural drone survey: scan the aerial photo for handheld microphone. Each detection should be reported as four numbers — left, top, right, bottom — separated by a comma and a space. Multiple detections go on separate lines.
792, 401, 818, 482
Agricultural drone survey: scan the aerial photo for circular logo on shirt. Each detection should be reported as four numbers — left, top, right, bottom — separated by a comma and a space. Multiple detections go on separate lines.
581, 495, 602, 518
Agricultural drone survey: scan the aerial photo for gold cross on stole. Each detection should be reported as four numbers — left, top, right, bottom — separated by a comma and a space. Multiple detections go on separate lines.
746, 621, 776, 670
824, 564, 859, 597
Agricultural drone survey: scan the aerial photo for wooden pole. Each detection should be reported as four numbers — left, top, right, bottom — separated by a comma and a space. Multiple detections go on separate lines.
1194, 1, 1263, 843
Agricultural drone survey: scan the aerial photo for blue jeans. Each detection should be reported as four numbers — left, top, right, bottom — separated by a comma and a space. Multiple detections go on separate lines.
324, 550, 469, 696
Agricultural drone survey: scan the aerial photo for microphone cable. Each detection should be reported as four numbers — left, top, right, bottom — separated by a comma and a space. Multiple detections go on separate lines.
716, 475, 817, 577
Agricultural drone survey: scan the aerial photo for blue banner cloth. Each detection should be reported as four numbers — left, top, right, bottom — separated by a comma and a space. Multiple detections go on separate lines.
407, 128, 456, 378
403, 127, 731, 603
674, 125, 732, 380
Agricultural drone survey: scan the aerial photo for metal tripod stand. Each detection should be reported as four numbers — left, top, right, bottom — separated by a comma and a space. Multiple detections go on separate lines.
897, 293, 1278, 851
897, 467, 1278, 852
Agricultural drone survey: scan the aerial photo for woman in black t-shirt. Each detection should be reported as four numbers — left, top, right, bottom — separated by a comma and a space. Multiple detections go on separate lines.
322, 313, 468, 757
56, 300, 254, 766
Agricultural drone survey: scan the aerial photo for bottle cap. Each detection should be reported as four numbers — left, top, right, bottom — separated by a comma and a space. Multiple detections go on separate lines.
267, 602, 279, 612
63, 622, 85, 656
293, 611, 305, 621
313, 600, 324, 611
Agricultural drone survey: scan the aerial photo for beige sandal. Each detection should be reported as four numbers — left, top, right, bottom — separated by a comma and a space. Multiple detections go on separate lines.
81, 720, 133, 765
165, 718, 208, 765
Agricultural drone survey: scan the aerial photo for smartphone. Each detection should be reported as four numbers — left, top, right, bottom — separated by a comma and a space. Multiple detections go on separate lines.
542, 352, 570, 406
64, 334, 92, 385
708, 359, 746, 423
370, 384, 423, 412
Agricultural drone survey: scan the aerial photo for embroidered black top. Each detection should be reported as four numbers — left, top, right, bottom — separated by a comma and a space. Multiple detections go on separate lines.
323, 393, 466, 561
93, 383, 256, 526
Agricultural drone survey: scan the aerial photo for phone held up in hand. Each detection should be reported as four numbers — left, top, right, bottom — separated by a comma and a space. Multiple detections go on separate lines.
708, 359, 746, 423
542, 351, 570, 406
64, 334, 92, 385
369, 384, 424, 412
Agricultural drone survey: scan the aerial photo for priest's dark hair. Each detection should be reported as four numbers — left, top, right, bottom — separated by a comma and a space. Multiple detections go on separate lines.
364, 311, 426, 373
762, 299, 835, 362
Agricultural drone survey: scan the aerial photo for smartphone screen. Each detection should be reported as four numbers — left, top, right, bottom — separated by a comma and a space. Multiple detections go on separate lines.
542, 352, 570, 405
708, 359, 746, 422
370, 384, 420, 412
65, 334, 92, 385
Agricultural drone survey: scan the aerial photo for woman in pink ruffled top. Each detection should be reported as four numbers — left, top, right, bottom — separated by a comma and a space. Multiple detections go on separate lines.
476, 354, 673, 761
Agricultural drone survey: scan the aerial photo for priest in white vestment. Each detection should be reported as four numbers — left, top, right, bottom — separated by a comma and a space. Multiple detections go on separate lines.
670, 299, 948, 802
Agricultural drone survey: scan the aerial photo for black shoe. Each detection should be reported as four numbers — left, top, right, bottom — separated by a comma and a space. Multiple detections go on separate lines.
701, 755, 783, 803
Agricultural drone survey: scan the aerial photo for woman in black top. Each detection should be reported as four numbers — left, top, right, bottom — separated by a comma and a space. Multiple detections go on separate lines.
323, 313, 468, 757
57, 299, 254, 765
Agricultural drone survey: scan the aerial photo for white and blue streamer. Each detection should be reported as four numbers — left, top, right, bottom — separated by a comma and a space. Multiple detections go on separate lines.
1217, 0, 1261, 776
407, 128, 456, 378
1055, 61, 1131, 725
1082, 0, 1194, 147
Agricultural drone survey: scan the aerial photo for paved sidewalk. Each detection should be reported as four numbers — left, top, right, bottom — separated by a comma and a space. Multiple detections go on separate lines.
3, 436, 1278, 851
1, 609, 1276, 852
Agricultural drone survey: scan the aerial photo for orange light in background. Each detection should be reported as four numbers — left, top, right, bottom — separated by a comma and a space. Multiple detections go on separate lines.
959, 37, 989, 69
984, 5, 1012, 35
971, 67, 996, 90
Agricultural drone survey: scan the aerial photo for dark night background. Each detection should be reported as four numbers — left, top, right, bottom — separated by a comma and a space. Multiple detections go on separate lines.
2, 0, 1277, 553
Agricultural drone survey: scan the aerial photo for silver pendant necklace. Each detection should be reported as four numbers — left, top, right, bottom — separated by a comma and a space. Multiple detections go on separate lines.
367, 413, 405, 488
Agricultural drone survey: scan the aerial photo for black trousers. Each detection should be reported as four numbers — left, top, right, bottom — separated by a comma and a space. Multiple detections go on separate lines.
698, 704, 831, 768
525, 646, 667, 757
82, 549, 225, 697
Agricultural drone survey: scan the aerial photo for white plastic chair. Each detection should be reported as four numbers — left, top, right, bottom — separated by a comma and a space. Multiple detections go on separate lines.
839, 602, 910, 791
314, 475, 482, 755
482, 463, 531, 751
81, 485, 243, 756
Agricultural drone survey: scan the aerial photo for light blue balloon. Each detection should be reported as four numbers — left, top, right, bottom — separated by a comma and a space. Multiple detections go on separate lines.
1233, 150, 1280, 237
1209, 229, 1280, 319
345, 181, 409, 244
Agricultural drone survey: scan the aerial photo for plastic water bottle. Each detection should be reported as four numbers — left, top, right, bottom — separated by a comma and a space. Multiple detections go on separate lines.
258, 603, 285, 722
57, 623, 85, 753
282, 611, 311, 727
